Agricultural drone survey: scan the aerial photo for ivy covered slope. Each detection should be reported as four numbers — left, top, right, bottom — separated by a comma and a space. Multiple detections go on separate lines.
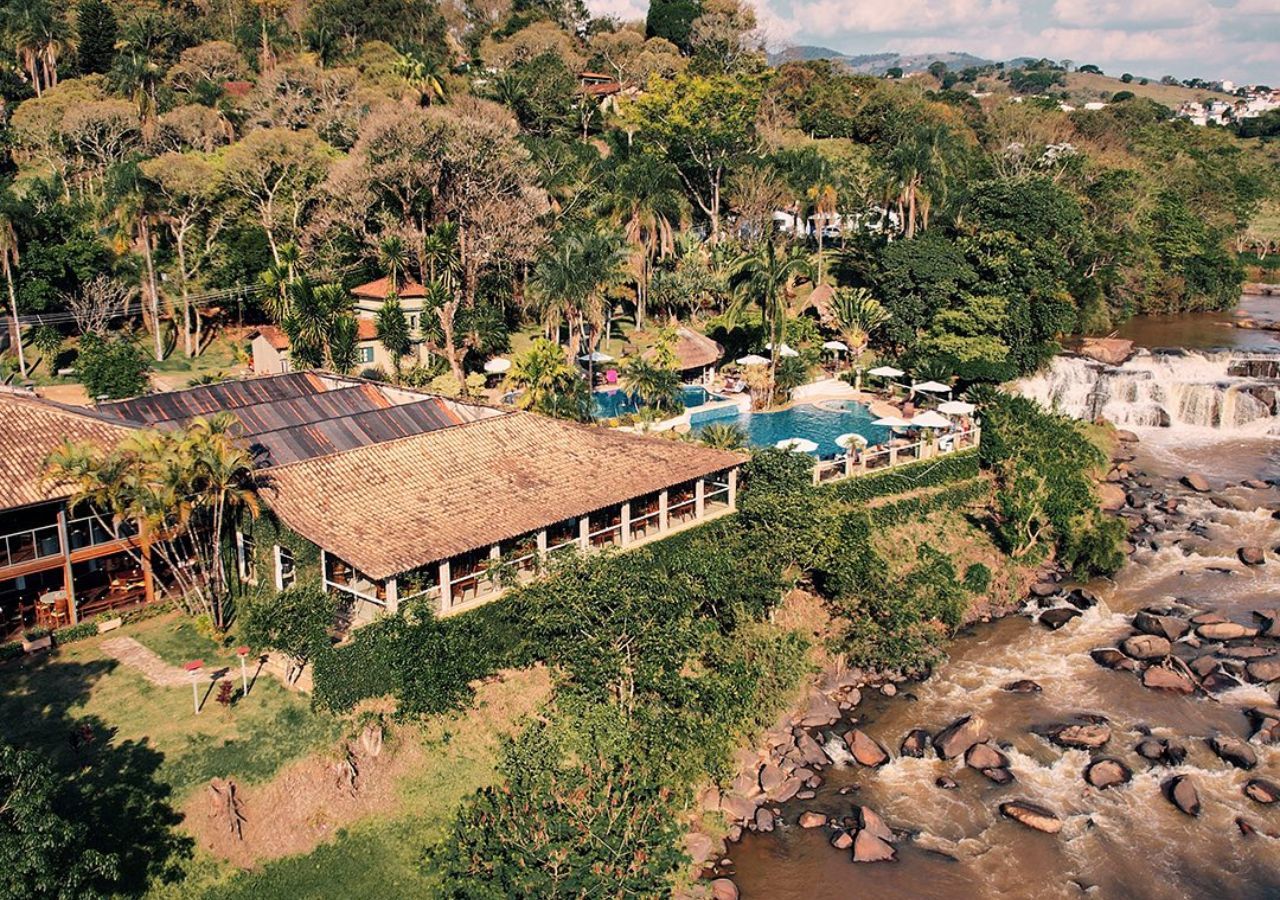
293, 393, 1122, 897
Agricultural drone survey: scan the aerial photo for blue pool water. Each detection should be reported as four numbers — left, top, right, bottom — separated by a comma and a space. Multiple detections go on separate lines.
593, 385, 722, 419
692, 400, 890, 457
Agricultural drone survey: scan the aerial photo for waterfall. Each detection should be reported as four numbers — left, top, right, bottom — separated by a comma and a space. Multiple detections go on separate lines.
1016, 350, 1280, 434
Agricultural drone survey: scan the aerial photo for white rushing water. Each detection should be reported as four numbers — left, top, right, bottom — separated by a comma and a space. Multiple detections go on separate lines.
1016, 350, 1280, 435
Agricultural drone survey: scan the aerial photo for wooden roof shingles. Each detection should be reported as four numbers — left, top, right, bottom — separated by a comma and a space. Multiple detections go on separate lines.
0, 391, 135, 511
262, 412, 745, 580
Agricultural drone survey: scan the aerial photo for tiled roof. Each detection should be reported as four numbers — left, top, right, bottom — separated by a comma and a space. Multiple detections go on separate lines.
0, 390, 136, 511
351, 276, 429, 300
356, 317, 378, 341
262, 412, 744, 579
252, 325, 290, 351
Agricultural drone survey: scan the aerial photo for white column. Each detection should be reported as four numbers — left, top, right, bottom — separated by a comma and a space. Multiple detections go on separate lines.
695, 479, 706, 518
438, 559, 451, 613
620, 502, 632, 545
728, 469, 738, 510
319, 548, 327, 588
579, 516, 590, 551
490, 544, 501, 562
536, 529, 548, 564
385, 577, 398, 614
659, 490, 669, 531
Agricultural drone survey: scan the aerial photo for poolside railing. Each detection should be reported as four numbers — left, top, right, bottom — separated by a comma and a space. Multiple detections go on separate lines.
812, 426, 981, 485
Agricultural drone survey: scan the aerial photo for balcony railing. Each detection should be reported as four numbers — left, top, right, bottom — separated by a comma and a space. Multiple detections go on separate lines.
0, 524, 61, 569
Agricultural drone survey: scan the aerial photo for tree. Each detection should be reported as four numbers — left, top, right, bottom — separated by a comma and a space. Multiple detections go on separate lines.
75, 333, 150, 399
75, 0, 116, 74
504, 338, 589, 420
689, 0, 759, 73
530, 228, 630, 360
728, 238, 812, 406
0, 213, 25, 379
698, 421, 745, 449
63, 275, 133, 338
620, 356, 681, 412
830, 286, 890, 361
283, 279, 353, 369
241, 585, 334, 683
1120, 73, 1133, 83
29, 324, 62, 371
394, 50, 446, 106
105, 163, 163, 361
645, 0, 701, 53
3, 0, 67, 97
0, 744, 117, 899
882, 122, 963, 239
625, 73, 763, 244
375, 294, 411, 382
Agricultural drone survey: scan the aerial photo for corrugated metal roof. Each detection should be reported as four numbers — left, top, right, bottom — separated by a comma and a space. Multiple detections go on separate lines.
227, 385, 393, 434
99, 372, 328, 425
248, 399, 462, 466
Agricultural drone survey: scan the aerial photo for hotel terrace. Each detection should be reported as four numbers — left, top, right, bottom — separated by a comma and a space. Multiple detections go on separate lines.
0, 373, 742, 634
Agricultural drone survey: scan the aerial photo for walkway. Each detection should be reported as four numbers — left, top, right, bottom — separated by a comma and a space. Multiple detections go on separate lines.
100, 636, 193, 687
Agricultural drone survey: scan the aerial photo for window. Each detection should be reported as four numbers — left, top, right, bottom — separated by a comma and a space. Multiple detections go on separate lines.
237, 531, 258, 584
358, 346, 375, 364
274, 545, 296, 590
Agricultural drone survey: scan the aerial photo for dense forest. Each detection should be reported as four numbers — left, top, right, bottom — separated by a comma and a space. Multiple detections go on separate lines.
0, 0, 1275, 394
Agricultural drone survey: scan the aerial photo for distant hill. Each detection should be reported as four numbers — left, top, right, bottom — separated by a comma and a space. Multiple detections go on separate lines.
769, 46, 992, 75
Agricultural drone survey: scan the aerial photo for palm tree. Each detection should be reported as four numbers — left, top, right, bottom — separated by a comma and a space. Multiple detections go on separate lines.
698, 422, 746, 450
378, 234, 409, 290
106, 164, 162, 361
112, 50, 163, 137
807, 181, 838, 283
831, 287, 891, 365
504, 338, 588, 421
329, 315, 359, 374
620, 357, 681, 412
394, 51, 446, 106
596, 155, 685, 329
259, 243, 300, 324
375, 295, 411, 382
4, 0, 66, 96
530, 228, 629, 359
283, 280, 350, 368
0, 213, 26, 378
728, 239, 813, 407
883, 123, 961, 239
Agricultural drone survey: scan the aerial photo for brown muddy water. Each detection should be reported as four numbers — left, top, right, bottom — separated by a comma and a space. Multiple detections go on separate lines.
1115, 294, 1280, 352
725, 430, 1280, 898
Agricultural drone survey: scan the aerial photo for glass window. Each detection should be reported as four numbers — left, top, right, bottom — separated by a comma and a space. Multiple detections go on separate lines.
358, 346, 375, 364
238, 532, 258, 584
275, 545, 296, 590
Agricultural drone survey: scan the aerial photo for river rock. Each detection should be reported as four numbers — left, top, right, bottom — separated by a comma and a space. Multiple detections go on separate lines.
720, 793, 758, 822
1098, 483, 1126, 511
710, 878, 739, 900
1165, 775, 1201, 816
1244, 778, 1280, 804
1247, 659, 1280, 683
798, 692, 841, 727
1197, 622, 1256, 640
900, 729, 931, 758
1191, 612, 1227, 625
1115, 429, 1140, 443
966, 741, 1010, 770
1065, 589, 1100, 610
1136, 737, 1186, 765
1222, 645, 1273, 660
1004, 679, 1043, 693
1040, 608, 1082, 630
1030, 581, 1059, 597
1252, 609, 1280, 637
1078, 336, 1134, 366
758, 763, 785, 794
1123, 634, 1172, 660
982, 767, 1015, 784
1143, 666, 1197, 694
1190, 655, 1222, 677
1208, 735, 1257, 770
1085, 757, 1133, 789
855, 805, 894, 842
1245, 708, 1280, 744
1133, 611, 1190, 642
772, 777, 803, 803
1239, 547, 1266, 566
796, 730, 832, 768
1091, 648, 1137, 671
936, 776, 959, 789
846, 729, 890, 767
852, 829, 897, 863
934, 715, 992, 760
685, 831, 720, 866
1182, 473, 1211, 493
1202, 672, 1242, 692
830, 830, 854, 849
1000, 800, 1063, 834
798, 810, 827, 829
753, 807, 774, 832
1048, 722, 1111, 749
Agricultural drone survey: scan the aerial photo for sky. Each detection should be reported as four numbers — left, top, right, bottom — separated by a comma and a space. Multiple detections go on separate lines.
587, 0, 1280, 85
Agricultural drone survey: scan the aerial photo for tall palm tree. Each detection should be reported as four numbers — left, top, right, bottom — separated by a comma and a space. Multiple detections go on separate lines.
503, 338, 588, 421
106, 164, 163, 360
112, 50, 163, 137
0, 213, 26, 378
378, 234, 409, 290
596, 155, 685, 329
375, 295, 411, 382
284, 279, 350, 368
728, 239, 813, 407
807, 181, 838, 283
4, 0, 65, 96
883, 123, 961, 239
831, 287, 891, 362
529, 228, 630, 360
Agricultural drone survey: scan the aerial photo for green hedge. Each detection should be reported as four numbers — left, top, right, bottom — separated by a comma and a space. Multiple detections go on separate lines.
826, 449, 980, 503
0, 641, 22, 662
869, 478, 991, 526
54, 621, 100, 644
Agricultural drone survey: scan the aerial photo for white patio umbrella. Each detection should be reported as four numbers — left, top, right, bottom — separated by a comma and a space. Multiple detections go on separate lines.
937, 400, 976, 416
483, 357, 511, 374
775, 437, 818, 453
835, 432, 868, 449
736, 354, 770, 366
872, 415, 911, 428
764, 342, 800, 357
822, 340, 849, 352
912, 380, 952, 394
578, 351, 614, 363
910, 410, 953, 430
867, 365, 905, 378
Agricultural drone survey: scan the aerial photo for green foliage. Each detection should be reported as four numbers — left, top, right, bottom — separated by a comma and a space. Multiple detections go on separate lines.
240, 584, 335, 674
963, 562, 992, 593
75, 0, 118, 75
827, 449, 979, 502
0, 642, 23, 662
698, 421, 746, 449
645, 0, 701, 52
76, 333, 151, 400
503, 338, 589, 421
52, 620, 99, 644
0, 744, 118, 899
619, 355, 682, 412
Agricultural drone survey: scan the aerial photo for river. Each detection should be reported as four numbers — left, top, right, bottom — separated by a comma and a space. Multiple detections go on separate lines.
723, 304, 1280, 899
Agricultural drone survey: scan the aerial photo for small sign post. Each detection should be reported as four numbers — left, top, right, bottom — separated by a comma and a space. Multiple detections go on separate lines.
236, 646, 250, 697
185, 660, 204, 714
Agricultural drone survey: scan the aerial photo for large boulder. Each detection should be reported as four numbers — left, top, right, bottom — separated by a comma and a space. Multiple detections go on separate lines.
1133, 611, 1190, 642
830, 830, 854, 850
982, 766, 1015, 785
1197, 622, 1256, 641
852, 829, 897, 863
1098, 483, 1126, 512
856, 805, 895, 843
1115, 429, 1140, 443
753, 807, 775, 832
1085, 757, 1133, 790
1183, 473, 1211, 493
795, 730, 832, 768
1208, 734, 1257, 770
1003, 679, 1043, 694
1142, 666, 1196, 694
1122, 634, 1172, 660
1165, 775, 1201, 816
1040, 608, 1082, 630
758, 763, 785, 794
1247, 659, 1280, 683
1239, 547, 1266, 566
1091, 648, 1137, 671
798, 810, 827, 829
1000, 800, 1063, 834
845, 729, 890, 767
1244, 778, 1280, 804
965, 741, 1010, 771
1048, 722, 1111, 749
934, 715, 992, 760
1076, 337, 1134, 366
720, 793, 758, 822
900, 729, 931, 758
1136, 737, 1186, 765
710, 878, 739, 900
685, 832, 721, 866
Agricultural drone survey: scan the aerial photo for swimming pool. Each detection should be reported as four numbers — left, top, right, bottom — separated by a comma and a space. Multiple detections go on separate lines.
692, 400, 890, 457
593, 385, 723, 419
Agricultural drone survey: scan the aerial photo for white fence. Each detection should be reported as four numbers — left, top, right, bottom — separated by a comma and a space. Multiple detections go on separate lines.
812, 427, 981, 485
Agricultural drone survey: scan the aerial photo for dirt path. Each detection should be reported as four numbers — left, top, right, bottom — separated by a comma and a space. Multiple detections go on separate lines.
100, 636, 193, 687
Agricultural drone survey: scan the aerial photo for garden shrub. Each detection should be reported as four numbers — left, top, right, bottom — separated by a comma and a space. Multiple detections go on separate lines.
827, 449, 979, 502
0, 641, 23, 661
53, 620, 100, 644
77, 333, 152, 400
963, 562, 993, 594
